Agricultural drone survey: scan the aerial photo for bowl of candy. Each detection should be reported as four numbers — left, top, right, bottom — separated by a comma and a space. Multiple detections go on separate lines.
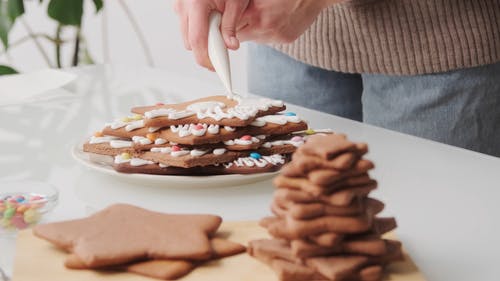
0, 181, 58, 235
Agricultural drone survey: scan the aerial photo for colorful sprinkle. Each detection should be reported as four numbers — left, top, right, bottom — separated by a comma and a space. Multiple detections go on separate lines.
194, 124, 204, 130
250, 152, 262, 159
3, 207, 15, 219
121, 117, 131, 122
284, 112, 297, 116
291, 136, 303, 142
120, 152, 131, 160
94, 131, 104, 137
131, 114, 143, 121
146, 133, 158, 142
240, 135, 252, 141
171, 145, 181, 152
23, 209, 40, 224
305, 129, 316, 135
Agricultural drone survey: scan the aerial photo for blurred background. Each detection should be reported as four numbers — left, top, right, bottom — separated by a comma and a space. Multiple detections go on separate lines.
0, 0, 248, 91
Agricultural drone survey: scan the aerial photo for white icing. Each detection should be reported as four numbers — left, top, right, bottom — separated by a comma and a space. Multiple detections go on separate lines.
171, 150, 190, 157
207, 124, 220, 134
159, 163, 168, 168
89, 136, 120, 144
224, 126, 235, 132
190, 149, 208, 157
109, 140, 133, 148
151, 147, 172, 153
114, 154, 130, 164
132, 136, 152, 145
149, 127, 161, 133
155, 138, 167, 145
144, 96, 283, 122
262, 137, 305, 148
224, 154, 285, 168
213, 148, 227, 155
130, 158, 154, 166
106, 120, 127, 130
186, 101, 226, 112
252, 115, 301, 126
224, 137, 260, 146
125, 120, 145, 131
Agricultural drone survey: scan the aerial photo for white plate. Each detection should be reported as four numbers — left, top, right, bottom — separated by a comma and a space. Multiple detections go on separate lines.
71, 144, 279, 188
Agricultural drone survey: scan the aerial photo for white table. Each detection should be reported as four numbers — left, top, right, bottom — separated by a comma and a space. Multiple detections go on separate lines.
1, 65, 500, 281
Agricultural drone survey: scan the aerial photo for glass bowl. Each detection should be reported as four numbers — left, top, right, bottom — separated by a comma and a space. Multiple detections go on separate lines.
0, 180, 58, 235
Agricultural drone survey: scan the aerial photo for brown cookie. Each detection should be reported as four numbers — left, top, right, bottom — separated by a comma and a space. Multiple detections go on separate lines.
83, 136, 134, 156
262, 200, 381, 238
157, 124, 245, 145
33, 204, 222, 268
113, 158, 203, 175
246, 117, 308, 136
272, 198, 382, 220
306, 159, 375, 186
281, 151, 366, 178
124, 238, 245, 280
297, 134, 368, 160
290, 238, 392, 258
273, 183, 377, 207
139, 147, 244, 168
273, 174, 375, 196
131, 95, 286, 127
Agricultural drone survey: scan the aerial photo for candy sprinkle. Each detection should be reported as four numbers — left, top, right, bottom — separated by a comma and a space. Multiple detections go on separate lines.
146, 133, 158, 142
250, 152, 262, 160
194, 124, 204, 130
171, 145, 181, 152
284, 112, 297, 116
241, 135, 252, 141
291, 136, 303, 142
121, 152, 132, 160
94, 131, 104, 137
131, 114, 143, 121
305, 129, 316, 135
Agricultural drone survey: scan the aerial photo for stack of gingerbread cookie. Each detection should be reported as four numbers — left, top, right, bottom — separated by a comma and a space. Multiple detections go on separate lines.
82, 95, 331, 176
248, 134, 403, 281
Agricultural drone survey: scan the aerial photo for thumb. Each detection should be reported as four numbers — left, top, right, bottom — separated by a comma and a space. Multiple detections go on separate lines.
220, 1, 248, 50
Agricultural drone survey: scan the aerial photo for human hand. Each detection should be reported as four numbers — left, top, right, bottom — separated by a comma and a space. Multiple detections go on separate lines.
174, 0, 250, 70
236, 0, 340, 44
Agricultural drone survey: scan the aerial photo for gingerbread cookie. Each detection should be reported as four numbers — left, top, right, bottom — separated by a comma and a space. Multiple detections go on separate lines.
83, 136, 134, 156
34, 204, 222, 268
131, 95, 286, 127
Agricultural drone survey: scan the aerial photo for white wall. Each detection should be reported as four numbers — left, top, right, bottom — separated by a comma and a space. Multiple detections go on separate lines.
0, 0, 248, 92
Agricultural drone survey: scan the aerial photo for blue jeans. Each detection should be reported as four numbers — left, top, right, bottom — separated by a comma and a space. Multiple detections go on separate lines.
248, 44, 500, 157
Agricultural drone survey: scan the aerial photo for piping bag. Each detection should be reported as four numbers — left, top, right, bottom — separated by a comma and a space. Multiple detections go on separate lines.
208, 12, 234, 97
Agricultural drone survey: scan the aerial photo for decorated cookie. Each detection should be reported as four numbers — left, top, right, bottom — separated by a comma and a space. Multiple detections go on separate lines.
83, 135, 135, 156
131, 95, 286, 127
139, 146, 243, 168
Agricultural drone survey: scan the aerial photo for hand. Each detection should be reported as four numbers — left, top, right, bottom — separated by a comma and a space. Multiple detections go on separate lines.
174, 0, 250, 70
236, 0, 337, 44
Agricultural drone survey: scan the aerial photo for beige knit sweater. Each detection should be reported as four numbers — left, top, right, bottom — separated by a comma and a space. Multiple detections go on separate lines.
272, 0, 500, 75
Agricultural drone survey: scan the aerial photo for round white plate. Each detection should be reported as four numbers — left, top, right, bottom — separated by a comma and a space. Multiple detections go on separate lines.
71, 144, 279, 188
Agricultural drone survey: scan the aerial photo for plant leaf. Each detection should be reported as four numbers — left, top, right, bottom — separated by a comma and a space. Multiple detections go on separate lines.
0, 65, 18, 75
47, 0, 84, 26
92, 0, 103, 13
0, 0, 24, 50
7, 0, 24, 21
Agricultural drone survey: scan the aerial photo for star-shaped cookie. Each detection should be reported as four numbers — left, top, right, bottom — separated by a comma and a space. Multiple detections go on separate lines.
33, 204, 222, 268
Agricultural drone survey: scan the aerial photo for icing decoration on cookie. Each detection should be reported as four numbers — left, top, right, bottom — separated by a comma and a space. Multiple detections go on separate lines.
144, 96, 284, 121
251, 115, 302, 126
125, 120, 145, 131
131, 114, 143, 121
213, 148, 227, 155
106, 117, 145, 131
114, 154, 154, 166
89, 136, 121, 144
190, 149, 209, 157
155, 138, 167, 145
224, 154, 285, 168
224, 136, 260, 146
132, 136, 152, 145
150, 146, 190, 157
262, 135, 305, 148
148, 127, 161, 133
224, 126, 235, 132
170, 123, 221, 138
109, 140, 133, 148
159, 163, 168, 168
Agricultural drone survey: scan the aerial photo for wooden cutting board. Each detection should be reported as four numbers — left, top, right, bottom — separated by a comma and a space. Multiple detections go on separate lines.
12, 221, 426, 281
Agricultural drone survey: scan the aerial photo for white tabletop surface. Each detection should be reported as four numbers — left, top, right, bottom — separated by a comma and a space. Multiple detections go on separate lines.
1, 65, 500, 281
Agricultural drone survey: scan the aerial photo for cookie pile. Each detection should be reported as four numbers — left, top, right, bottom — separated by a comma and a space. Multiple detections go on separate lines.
83, 95, 329, 176
34, 204, 246, 280
248, 134, 403, 281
